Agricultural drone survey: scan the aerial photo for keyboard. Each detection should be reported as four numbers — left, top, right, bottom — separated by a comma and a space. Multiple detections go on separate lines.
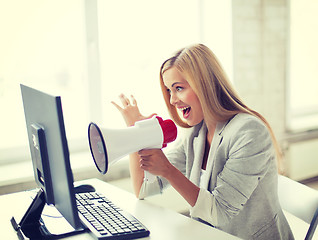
76, 192, 150, 239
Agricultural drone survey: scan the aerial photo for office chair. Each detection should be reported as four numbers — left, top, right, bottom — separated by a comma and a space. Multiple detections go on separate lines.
278, 175, 318, 240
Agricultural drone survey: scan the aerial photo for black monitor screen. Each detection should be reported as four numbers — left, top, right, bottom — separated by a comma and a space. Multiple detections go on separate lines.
20, 84, 82, 230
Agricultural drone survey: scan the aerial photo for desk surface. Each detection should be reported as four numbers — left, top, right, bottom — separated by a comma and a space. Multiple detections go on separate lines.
0, 178, 240, 239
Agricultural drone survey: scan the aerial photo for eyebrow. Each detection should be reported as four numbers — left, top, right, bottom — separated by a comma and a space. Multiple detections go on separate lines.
171, 82, 183, 88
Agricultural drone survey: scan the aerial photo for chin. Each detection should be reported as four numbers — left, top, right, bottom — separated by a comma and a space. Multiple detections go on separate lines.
185, 119, 202, 127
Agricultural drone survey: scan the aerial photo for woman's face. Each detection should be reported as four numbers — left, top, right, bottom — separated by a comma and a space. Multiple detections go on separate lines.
163, 67, 204, 126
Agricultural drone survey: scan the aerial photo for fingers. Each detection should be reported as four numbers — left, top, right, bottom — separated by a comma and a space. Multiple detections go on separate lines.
111, 101, 123, 111
111, 94, 156, 127
112, 94, 137, 108
119, 94, 129, 107
147, 113, 158, 119
138, 149, 162, 169
139, 158, 150, 167
139, 157, 154, 171
138, 149, 156, 157
131, 95, 137, 106
138, 149, 153, 169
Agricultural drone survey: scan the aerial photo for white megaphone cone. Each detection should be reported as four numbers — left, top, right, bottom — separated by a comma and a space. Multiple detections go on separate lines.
88, 116, 177, 182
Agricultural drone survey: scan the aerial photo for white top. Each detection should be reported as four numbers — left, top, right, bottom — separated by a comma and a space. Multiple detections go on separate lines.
200, 169, 207, 188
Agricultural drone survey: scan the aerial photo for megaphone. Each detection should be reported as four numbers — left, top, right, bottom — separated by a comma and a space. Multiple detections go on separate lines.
88, 116, 177, 182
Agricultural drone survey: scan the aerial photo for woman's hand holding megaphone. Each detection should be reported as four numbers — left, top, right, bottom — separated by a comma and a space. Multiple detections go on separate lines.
111, 94, 156, 127
138, 149, 173, 180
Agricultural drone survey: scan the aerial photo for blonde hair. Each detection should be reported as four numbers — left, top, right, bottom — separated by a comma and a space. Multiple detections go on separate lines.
159, 44, 282, 170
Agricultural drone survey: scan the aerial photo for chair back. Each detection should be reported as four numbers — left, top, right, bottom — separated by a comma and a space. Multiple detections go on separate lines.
278, 175, 318, 239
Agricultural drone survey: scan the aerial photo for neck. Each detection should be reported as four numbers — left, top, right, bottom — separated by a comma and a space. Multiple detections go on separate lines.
206, 123, 216, 145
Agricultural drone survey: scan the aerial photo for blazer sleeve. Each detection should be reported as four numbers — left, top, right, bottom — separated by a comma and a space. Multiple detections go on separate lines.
190, 116, 275, 227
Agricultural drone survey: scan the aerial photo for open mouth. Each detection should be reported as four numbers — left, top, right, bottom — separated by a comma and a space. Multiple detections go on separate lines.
179, 106, 191, 118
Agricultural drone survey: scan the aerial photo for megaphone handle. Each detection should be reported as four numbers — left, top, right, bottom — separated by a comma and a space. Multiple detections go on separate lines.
144, 171, 157, 183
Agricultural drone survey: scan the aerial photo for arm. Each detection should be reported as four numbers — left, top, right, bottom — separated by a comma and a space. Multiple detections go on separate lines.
128, 152, 144, 197
138, 149, 199, 206
191, 116, 275, 226
111, 94, 156, 197
161, 165, 200, 207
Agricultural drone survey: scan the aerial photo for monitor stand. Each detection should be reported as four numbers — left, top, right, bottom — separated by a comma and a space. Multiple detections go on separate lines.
11, 189, 86, 240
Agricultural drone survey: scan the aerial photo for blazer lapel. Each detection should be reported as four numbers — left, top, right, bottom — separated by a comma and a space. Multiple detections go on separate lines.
200, 121, 226, 189
189, 123, 207, 186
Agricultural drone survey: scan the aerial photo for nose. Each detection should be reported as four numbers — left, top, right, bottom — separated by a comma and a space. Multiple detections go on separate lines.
170, 91, 178, 105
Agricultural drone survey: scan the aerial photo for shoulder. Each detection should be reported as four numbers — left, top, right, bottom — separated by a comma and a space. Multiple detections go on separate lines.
227, 113, 266, 129
221, 113, 268, 137
221, 113, 272, 149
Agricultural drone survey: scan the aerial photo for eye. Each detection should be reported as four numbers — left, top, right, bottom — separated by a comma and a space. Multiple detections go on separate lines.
166, 88, 171, 93
176, 86, 183, 91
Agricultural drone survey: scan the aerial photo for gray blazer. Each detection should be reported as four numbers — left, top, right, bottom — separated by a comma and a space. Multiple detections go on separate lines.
140, 113, 294, 239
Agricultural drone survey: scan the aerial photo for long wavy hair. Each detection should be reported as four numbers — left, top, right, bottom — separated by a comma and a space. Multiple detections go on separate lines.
159, 44, 282, 170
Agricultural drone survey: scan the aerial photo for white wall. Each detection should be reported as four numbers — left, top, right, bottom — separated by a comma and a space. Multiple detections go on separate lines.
232, 0, 318, 179
232, 0, 287, 139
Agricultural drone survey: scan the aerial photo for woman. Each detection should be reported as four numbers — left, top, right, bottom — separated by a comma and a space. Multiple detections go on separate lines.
112, 44, 294, 239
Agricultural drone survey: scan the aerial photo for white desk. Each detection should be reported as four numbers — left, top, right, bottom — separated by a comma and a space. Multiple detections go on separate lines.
1, 178, 240, 239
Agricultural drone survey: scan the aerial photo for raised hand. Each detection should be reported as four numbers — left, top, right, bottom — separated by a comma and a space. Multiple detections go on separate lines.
111, 94, 156, 127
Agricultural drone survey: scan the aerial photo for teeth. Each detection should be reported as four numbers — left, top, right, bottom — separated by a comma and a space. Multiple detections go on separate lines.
178, 107, 190, 111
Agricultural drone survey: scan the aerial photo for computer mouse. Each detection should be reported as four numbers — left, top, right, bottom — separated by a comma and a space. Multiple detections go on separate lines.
74, 184, 96, 193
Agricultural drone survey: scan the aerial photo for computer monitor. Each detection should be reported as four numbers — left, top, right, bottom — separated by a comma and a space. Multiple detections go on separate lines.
11, 84, 84, 238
